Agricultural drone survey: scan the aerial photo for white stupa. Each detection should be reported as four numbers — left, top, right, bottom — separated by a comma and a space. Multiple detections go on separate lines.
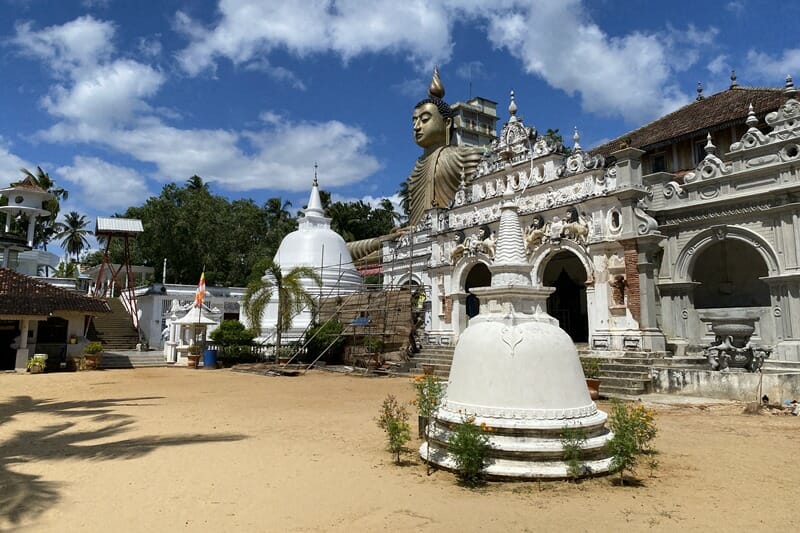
257, 173, 362, 341
421, 189, 614, 479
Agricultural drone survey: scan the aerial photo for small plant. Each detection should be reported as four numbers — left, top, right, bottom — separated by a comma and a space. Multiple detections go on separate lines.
448, 413, 490, 487
606, 401, 658, 485
26, 354, 47, 373
83, 341, 103, 355
376, 395, 411, 464
581, 357, 601, 378
561, 426, 588, 481
188, 343, 202, 356
412, 374, 445, 474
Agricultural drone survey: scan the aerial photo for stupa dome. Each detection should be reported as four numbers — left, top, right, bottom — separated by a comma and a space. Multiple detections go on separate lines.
421, 190, 613, 479
274, 178, 361, 292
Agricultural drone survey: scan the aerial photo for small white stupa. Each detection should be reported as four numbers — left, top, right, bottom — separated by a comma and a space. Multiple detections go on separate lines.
258, 171, 362, 341
421, 189, 614, 479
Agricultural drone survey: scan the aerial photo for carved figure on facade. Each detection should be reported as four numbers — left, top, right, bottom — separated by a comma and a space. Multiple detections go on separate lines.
561, 207, 591, 245
610, 275, 627, 306
524, 215, 548, 254
477, 225, 496, 258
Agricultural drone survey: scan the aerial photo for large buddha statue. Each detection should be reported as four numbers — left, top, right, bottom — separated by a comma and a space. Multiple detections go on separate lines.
346, 68, 482, 262
406, 67, 483, 226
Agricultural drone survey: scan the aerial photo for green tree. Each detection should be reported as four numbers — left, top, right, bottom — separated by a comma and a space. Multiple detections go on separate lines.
57, 211, 91, 262
242, 258, 322, 354
53, 260, 78, 278
397, 180, 410, 219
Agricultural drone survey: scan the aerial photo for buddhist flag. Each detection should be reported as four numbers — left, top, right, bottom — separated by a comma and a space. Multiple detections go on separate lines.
194, 271, 208, 308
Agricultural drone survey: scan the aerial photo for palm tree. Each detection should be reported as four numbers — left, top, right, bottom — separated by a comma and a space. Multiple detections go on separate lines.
397, 180, 410, 219
243, 258, 322, 357
57, 211, 91, 262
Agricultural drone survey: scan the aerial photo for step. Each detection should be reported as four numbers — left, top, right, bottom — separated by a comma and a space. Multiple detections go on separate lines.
599, 369, 651, 380
600, 376, 651, 390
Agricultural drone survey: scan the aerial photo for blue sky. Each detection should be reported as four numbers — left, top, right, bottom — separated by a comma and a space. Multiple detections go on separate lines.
1, 0, 798, 257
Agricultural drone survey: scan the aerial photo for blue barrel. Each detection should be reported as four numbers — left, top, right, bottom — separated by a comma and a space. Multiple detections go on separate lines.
203, 349, 218, 369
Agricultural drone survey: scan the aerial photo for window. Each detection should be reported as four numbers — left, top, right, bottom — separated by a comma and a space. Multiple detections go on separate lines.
694, 139, 708, 166
651, 153, 667, 173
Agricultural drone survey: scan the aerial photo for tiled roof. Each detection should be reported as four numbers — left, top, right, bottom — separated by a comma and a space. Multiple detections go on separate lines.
592, 86, 788, 157
0, 268, 111, 315
8, 176, 48, 193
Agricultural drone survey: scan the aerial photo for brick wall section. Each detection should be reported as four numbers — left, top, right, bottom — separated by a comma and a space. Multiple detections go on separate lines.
621, 240, 641, 325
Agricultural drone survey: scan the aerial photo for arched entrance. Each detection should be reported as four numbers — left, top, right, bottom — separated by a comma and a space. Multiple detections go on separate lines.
691, 239, 770, 309
464, 262, 491, 318
543, 251, 588, 342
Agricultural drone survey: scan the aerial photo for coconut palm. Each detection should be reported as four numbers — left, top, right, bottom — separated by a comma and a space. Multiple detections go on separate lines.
57, 211, 91, 262
243, 258, 322, 357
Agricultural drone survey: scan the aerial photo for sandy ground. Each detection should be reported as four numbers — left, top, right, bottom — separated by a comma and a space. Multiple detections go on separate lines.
0, 368, 798, 532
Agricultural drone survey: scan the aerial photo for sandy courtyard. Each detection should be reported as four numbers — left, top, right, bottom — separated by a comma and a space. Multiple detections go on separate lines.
0, 368, 797, 532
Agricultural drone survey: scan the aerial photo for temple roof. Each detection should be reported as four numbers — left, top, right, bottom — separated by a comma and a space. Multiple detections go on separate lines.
0, 268, 111, 316
592, 86, 787, 157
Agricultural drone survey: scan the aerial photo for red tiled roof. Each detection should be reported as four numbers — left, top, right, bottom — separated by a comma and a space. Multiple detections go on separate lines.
592, 86, 788, 157
0, 268, 111, 315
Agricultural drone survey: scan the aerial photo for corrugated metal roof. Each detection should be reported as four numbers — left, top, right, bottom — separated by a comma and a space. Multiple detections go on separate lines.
95, 217, 143, 234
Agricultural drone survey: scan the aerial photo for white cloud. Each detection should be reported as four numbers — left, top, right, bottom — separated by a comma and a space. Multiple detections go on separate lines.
11, 16, 115, 77
138, 36, 163, 57
56, 156, 151, 209
0, 137, 30, 181
42, 60, 165, 127
745, 49, 800, 82
725, 1, 746, 16
175, 0, 454, 76
483, 1, 692, 124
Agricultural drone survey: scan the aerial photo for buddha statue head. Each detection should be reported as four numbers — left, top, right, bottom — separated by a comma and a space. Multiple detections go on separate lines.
413, 67, 456, 153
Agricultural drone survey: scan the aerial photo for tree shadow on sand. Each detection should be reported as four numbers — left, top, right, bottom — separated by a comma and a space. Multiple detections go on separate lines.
0, 395, 247, 528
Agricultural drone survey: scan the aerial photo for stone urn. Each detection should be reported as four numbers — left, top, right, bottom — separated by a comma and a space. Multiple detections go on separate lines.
706, 320, 770, 372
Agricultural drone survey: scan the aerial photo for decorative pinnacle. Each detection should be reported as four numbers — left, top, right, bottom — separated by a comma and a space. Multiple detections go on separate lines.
573, 127, 581, 151
746, 103, 758, 128
429, 66, 445, 99
704, 132, 716, 155
785, 74, 796, 97
696, 82, 704, 101
508, 90, 518, 121
730, 69, 738, 89
313, 162, 318, 187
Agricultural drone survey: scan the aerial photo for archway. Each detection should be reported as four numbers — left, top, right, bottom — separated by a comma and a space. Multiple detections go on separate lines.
464, 262, 491, 318
542, 251, 588, 342
691, 239, 770, 309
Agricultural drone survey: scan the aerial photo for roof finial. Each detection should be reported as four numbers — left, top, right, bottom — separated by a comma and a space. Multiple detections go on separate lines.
429, 66, 445, 99
508, 90, 517, 121
573, 127, 581, 151
704, 132, 716, 155
745, 103, 758, 128
313, 162, 318, 187
730, 69, 738, 89
785, 74, 796, 97
696, 82, 704, 101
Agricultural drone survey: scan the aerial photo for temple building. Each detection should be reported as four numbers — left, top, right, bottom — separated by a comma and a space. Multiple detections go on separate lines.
381, 73, 800, 364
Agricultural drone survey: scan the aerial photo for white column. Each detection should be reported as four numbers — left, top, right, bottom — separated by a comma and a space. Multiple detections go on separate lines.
14, 319, 31, 372
26, 215, 37, 247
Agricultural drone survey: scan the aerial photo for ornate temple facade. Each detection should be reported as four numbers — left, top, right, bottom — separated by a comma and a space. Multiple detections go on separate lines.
382, 77, 800, 363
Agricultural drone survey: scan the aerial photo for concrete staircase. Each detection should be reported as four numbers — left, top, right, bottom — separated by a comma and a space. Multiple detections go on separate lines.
88, 299, 141, 351
98, 350, 167, 369
406, 345, 455, 378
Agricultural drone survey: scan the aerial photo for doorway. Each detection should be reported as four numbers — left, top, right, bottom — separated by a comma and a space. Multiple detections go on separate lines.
464, 262, 491, 318
543, 251, 588, 342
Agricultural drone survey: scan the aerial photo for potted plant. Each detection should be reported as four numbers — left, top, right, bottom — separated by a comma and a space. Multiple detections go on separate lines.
187, 343, 202, 368
27, 354, 48, 374
83, 341, 104, 370
581, 357, 601, 400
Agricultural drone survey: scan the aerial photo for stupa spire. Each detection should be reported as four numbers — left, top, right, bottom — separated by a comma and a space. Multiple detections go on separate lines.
304, 163, 325, 218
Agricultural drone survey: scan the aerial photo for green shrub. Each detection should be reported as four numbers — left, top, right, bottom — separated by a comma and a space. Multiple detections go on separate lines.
376, 395, 411, 464
606, 401, 658, 485
218, 345, 261, 367
83, 341, 103, 354
560, 426, 588, 481
581, 357, 601, 378
304, 320, 345, 363
412, 374, 445, 474
210, 320, 256, 346
449, 414, 490, 486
